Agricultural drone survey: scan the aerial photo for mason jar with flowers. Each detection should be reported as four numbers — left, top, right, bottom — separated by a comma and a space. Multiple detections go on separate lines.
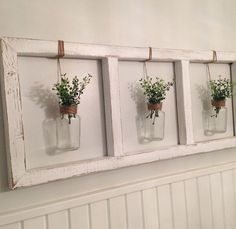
209, 76, 234, 133
139, 76, 174, 140
52, 73, 92, 150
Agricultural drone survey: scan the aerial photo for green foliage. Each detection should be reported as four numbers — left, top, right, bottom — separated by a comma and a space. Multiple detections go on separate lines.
52, 73, 92, 106
139, 76, 174, 104
209, 76, 234, 101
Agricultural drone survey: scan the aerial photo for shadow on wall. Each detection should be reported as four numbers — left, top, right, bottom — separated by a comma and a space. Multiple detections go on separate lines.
195, 83, 215, 136
0, 84, 9, 192
28, 82, 61, 156
128, 81, 151, 144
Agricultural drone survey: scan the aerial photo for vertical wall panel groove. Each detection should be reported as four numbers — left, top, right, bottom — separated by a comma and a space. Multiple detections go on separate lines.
107, 200, 112, 229
70, 205, 90, 229
109, 196, 127, 229
47, 210, 69, 229
183, 181, 189, 229
169, 184, 175, 229
210, 173, 225, 229
142, 188, 159, 229
156, 187, 161, 229
185, 178, 201, 229
90, 200, 109, 229
23, 216, 46, 229
197, 176, 213, 229
171, 181, 188, 229
157, 184, 173, 229
126, 191, 143, 229
208, 174, 215, 229
221, 171, 236, 229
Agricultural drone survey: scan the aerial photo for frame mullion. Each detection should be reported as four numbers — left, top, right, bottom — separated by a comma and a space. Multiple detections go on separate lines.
231, 63, 236, 135
175, 60, 194, 145
102, 57, 123, 156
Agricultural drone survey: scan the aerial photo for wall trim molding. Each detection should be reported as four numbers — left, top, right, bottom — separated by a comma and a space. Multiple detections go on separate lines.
1, 160, 236, 226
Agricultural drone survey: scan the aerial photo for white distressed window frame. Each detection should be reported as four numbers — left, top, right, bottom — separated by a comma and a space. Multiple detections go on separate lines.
1, 37, 236, 189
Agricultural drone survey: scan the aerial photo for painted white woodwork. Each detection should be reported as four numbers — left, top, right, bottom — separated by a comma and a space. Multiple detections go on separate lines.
90, 200, 109, 229
47, 210, 69, 229
70, 205, 90, 229
0, 162, 236, 228
23, 216, 46, 229
102, 57, 123, 156
157, 185, 173, 229
210, 173, 225, 229
222, 170, 236, 229
0, 223, 21, 229
190, 63, 233, 142
142, 188, 159, 229
6, 37, 236, 63
118, 61, 178, 154
231, 63, 236, 135
171, 181, 188, 229
1, 37, 236, 188
184, 178, 201, 229
197, 176, 214, 229
175, 60, 194, 145
109, 196, 127, 229
126, 192, 144, 229
0, 38, 26, 189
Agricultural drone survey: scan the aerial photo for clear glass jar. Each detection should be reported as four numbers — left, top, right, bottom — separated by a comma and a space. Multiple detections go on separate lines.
202, 110, 216, 136
211, 100, 227, 133
144, 103, 165, 141
213, 106, 227, 133
56, 106, 80, 151
202, 100, 227, 135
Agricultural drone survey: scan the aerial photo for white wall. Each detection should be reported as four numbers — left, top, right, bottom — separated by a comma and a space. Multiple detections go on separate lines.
1, 0, 236, 228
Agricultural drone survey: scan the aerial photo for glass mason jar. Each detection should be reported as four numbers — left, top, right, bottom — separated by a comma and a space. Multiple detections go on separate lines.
144, 103, 165, 141
212, 100, 227, 133
202, 109, 216, 136
56, 105, 81, 151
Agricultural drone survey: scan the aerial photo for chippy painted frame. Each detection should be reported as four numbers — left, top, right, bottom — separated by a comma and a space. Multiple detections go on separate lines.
1, 37, 236, 189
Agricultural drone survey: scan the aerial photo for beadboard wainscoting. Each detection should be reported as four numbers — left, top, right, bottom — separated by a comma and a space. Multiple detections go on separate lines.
1, 161, 236, 229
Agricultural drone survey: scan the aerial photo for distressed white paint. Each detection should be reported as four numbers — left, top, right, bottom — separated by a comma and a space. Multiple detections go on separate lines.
175, 60, 194, 145
102, 57, 123, 156
1, 37, 236, 188
231, 62, 236, 135
5, 37, 236, 63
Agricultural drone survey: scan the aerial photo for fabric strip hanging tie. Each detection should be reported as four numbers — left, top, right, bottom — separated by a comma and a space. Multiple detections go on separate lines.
57, 40, 65, 82
143, 47, 152, 79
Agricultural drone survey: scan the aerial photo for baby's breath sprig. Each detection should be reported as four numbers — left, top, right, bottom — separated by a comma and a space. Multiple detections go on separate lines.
209, 76, 234, 116
209, 76, 233, 101
139, 76, 174, 124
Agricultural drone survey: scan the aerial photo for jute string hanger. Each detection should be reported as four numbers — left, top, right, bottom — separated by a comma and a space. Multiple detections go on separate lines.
143, 47, 153, 78
206, 50, 218, 81
57, 40, 65, 83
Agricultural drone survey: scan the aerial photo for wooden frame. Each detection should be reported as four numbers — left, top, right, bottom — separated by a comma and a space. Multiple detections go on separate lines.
1, 37, 236, 189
